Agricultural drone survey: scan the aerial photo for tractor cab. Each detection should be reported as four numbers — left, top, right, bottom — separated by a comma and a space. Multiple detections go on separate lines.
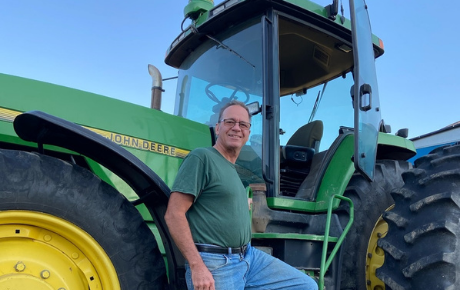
167, 0, 383, 201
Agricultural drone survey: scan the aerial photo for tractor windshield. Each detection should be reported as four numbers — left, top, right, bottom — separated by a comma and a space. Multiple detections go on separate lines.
174, 17, 265, 185
174, 17, 263, 126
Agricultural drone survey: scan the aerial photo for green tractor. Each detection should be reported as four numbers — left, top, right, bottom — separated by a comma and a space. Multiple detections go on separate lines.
1, 0, 444, 289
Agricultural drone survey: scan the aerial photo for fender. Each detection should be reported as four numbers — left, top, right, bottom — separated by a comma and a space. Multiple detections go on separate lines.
13, 110, 184, 288
377, 132, 417, 160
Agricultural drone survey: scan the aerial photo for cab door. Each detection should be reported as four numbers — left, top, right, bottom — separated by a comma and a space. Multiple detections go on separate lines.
350, 0, 382, 181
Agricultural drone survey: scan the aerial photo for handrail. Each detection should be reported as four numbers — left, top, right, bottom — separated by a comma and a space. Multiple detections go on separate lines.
319, 194, 354, 289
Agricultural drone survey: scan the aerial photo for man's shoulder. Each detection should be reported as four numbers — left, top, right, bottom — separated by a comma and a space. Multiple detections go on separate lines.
189, 147, 215, 158
188, 147, 231, 168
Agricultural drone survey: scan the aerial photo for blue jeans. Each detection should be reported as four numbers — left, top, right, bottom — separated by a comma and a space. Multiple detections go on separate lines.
185, 243, 317, 290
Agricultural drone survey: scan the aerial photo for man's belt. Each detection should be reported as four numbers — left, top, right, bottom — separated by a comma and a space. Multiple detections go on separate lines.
195, 244, 248, 255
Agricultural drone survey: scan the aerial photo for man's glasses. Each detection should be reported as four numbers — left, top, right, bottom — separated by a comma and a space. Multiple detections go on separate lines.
220, 119, 251, 130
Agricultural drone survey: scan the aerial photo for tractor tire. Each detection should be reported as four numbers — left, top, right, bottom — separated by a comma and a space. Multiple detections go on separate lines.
377, 144, 460, 290
0, 149, 167, 290
337, 160, 411, 290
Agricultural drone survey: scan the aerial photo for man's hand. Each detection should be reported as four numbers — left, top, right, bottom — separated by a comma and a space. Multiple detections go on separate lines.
191, 263, 215, 290
248, 197, 253, 210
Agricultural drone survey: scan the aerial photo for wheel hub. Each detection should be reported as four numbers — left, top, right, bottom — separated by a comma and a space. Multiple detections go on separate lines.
0, 211, 120, 290
0, 273, 55, 290
366, 210, 391, 290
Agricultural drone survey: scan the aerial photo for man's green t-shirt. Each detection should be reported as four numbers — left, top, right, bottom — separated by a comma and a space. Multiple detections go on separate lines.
171, 147, 251, 248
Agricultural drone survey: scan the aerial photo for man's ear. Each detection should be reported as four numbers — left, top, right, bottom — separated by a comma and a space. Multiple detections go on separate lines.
214, 123, 220, 136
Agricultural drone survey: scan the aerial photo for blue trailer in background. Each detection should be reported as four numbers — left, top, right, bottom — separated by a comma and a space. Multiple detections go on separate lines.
409, 121, 460, 163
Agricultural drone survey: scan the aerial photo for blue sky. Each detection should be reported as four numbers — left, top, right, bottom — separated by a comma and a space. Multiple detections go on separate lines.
1, 0, 459, 138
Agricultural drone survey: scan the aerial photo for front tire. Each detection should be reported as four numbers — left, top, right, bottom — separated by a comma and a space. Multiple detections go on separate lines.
377, 145, 460, 289
338, 160, 411, 290
0, 149, 167, 289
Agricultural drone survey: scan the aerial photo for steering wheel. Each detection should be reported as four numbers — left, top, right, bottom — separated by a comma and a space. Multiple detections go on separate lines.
205, 83, 250, 104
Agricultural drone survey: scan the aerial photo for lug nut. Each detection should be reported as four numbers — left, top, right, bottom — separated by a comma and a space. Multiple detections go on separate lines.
40, 270, 51, 279
14, 261, 26, 272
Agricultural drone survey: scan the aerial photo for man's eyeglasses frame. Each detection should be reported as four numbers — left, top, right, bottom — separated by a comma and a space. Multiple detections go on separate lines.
220, 119, 251, 130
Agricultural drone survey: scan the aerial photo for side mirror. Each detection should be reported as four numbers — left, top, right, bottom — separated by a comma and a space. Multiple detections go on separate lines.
396, 128, 409, 138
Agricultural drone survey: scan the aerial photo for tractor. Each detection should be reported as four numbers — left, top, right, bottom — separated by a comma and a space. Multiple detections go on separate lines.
1, 0, 446, 289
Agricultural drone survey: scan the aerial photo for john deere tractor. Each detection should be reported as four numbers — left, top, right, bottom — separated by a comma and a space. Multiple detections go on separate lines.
2, 0, 446, 289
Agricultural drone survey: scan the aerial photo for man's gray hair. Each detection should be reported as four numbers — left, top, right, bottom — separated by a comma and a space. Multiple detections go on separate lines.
217, 100, 251, 122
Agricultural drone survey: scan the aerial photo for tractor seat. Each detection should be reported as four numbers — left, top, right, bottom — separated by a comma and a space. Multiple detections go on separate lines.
287, 120, 323, 151
280, 120, 324, 196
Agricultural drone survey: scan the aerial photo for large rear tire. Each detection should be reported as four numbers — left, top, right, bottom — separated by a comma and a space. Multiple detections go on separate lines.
377, 145, 460, 289
338, 160, 411, 290
0, 149, 167, 289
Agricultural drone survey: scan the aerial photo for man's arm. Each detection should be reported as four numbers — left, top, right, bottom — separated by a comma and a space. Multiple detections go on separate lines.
165, 191, 215, 290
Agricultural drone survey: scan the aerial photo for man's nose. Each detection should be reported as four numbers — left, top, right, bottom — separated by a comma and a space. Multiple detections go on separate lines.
232, 123, 242, 130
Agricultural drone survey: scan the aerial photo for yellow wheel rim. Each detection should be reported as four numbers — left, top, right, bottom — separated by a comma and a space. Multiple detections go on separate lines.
365, 205, 393, 290
0, 210, 121, 290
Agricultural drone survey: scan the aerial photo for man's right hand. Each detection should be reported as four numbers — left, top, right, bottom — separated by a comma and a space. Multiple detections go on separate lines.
191, 263, 215, 290
165, 192, 216, 289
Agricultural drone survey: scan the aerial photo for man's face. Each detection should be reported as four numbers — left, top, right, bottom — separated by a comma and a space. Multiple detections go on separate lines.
215, 105, 251, 151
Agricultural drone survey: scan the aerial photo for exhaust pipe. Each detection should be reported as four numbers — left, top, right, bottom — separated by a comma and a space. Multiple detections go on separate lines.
148, 64, 163, 110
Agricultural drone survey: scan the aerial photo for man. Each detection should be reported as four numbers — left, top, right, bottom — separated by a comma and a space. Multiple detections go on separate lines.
165, 100, 317, 290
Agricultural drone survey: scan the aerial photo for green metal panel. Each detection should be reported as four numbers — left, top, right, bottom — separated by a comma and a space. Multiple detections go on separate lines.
314, 135, 355, 210
0, 74, 209, 151
0, 73, 212, 192
267, 134, 355, 213
184, 0, 214, 19
267, 133, 415, 213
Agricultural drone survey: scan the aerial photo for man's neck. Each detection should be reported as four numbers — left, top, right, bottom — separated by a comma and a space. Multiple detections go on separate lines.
213, 144, 239, 164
